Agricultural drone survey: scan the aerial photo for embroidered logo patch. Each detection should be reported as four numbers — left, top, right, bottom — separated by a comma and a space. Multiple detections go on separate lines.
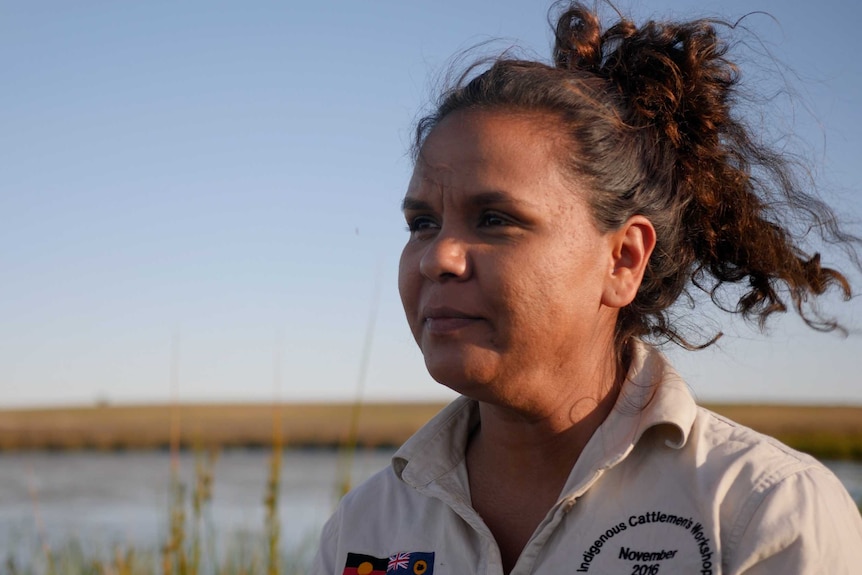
342, 552, 434, 575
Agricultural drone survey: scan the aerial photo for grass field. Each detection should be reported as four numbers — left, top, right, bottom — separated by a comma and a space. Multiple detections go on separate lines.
2, 401, 862, 459
0, 402, 446, 451
702, 403, 862, 460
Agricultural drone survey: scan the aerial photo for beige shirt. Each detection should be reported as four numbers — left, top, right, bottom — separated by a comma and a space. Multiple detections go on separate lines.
312, 342, 862, 574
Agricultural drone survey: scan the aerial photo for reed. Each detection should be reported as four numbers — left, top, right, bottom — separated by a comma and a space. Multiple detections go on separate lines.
334, 267, 382, 499
266, 334, 285, 575
191, 449, 217, 575
264, 423, 282, 575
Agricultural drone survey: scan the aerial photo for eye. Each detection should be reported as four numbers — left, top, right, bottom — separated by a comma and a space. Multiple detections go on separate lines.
479, 211, 512, 227
406, 215, 439, 234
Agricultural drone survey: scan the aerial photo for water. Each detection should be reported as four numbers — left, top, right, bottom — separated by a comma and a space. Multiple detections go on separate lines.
0, 449, 394, 559
827, 459, 862, 505
0, 451, 859, 560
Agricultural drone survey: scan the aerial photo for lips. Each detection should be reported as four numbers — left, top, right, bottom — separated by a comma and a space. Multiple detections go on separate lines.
422, 306, 483, 334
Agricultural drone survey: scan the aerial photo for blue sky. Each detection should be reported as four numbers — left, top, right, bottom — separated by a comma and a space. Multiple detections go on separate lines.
2, 0, 861, 407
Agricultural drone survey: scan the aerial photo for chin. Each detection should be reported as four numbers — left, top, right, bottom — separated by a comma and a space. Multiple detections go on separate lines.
423, 353, 498, 398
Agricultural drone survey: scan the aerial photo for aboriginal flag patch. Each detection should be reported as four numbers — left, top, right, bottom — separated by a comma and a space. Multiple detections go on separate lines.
342, 551, 434, 575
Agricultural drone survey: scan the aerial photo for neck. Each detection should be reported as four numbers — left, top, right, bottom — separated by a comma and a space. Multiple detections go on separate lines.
475, 332, 625, 466
464, 369, 622, 574
470, 372, 621, 479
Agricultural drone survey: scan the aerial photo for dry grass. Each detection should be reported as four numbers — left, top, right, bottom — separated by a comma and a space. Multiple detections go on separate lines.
705, 404, 862, 435
1, 401, 861, 459
0, 402, 448, 451
705, 403, 862, 460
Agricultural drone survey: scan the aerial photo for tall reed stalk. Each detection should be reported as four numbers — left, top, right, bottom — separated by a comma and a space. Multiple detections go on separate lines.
25, 464, 54, 575
163, 330, 185, 575
265, 336, 284, 575
335, 267, 382, 499
162, 478, 187, 575
190, 449, 216, 575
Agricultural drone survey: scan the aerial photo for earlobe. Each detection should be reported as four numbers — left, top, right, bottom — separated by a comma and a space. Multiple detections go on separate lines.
601, 216, 656, 308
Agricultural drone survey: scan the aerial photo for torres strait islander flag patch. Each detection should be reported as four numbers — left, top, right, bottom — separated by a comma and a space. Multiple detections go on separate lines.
342, 551, 434, 575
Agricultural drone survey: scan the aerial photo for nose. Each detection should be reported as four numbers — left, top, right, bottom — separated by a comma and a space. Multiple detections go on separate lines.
419, 233, 471, 281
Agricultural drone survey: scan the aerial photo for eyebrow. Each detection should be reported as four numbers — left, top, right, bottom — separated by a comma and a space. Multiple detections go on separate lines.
401, 197, 432, 212
401, 191, 523, 212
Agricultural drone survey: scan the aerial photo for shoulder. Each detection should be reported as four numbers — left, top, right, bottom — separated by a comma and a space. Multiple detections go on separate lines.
690, 405, 843, 524
311, 466, 414, 575
311, 399, 476, 575
691, 406, 822, 481
334, 464, 413, 515
690, 408, 862, 573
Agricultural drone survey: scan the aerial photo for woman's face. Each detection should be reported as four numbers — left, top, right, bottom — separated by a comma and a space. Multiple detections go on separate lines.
398, 109, 620, 403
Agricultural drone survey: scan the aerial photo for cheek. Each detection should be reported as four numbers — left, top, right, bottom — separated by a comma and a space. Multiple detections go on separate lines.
509, 249, 601, 321
398, 247, 419, 320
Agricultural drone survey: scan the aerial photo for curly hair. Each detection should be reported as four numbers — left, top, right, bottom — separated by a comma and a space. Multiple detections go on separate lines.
413, 2, 859, 353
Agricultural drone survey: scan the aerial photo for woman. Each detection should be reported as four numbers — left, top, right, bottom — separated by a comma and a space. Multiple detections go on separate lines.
313, 3, 862, 574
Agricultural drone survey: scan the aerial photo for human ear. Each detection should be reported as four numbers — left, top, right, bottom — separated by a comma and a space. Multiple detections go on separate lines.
601, 215, 656, 308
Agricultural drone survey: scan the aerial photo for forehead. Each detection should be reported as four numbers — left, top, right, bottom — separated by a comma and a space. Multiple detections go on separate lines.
409, 109, 571, 199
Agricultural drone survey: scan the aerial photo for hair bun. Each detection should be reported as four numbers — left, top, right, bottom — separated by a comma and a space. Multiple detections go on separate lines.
553, 5, 604, 73
554, 4, 737, 151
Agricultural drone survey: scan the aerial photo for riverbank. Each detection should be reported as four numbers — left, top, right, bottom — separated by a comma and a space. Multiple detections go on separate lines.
2, 402, 862, 459
0, 402, 444, 451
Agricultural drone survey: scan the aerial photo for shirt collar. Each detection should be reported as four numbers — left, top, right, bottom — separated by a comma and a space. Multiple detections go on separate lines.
393, 395, 476, 486
601, 339, 696, 454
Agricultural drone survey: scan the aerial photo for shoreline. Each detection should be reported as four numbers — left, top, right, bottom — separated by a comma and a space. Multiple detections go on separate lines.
2, 402, 861, 460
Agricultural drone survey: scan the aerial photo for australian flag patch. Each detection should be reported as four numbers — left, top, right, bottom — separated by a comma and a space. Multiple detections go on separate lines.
342, 551, 434, 575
